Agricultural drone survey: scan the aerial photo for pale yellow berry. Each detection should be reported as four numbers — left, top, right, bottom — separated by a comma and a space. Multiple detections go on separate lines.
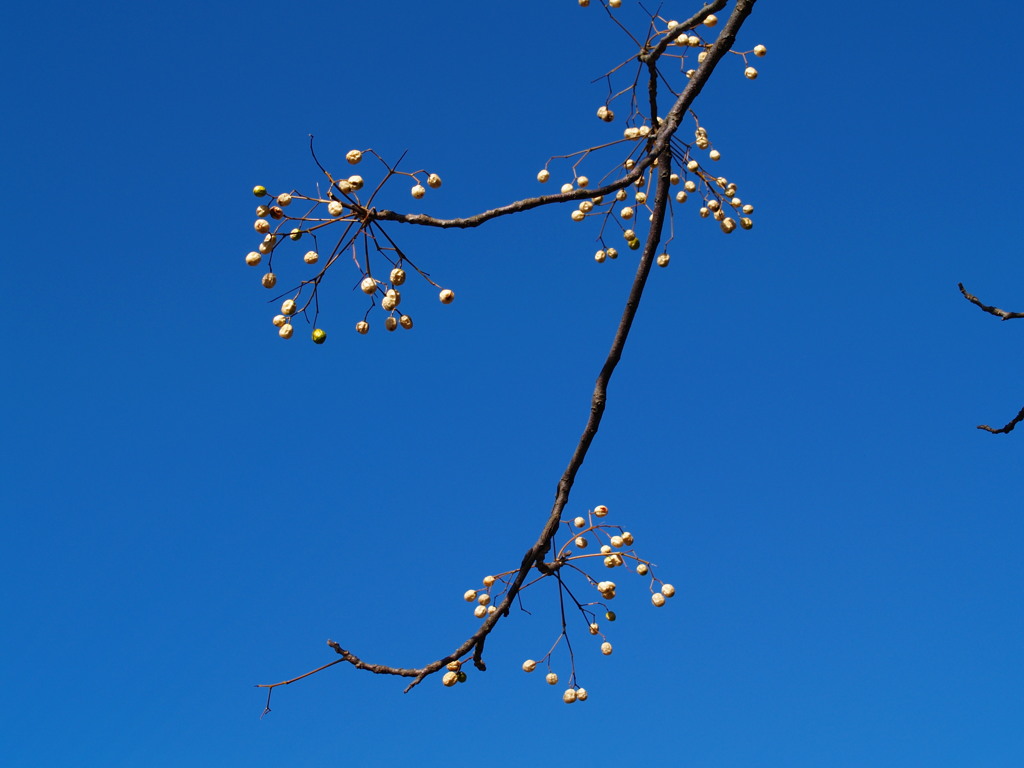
685, 69, 696, 79
383, 288, 401, 309
600, 545, 612, 555
594, 504, 609, 517
623, 229, 635, 240
721, 217, 737, 233
355, 320, 369, 335
740, 217, 754, 230
634, 191, 647, 204
303, 250, 319, 265
592, 195, 604, 204
594, 250, 606, 263
621, 532, 634, 545
360, 276, 377, 295
411, 184, 426, 199
464, 589, 478, 602
708, 200, 721, 211
439, 288, 455, 304
597, 105, 615, 122
697, 51, 708, 63
487, 605, 496, 614
483, 575, 496, 587
390, 268, 406, 285
620, 206, 634, 220
589, 623, 600, 635
610, 535, 624, 548
579, 201, 594, 213
730, 197, 742, 209
669, 173, 680, 185
575, 536, 588, 548
578, 0, 589, 5
714, 209, 725, 221
605, 247, 618, 259
563, 688, 578, 704
744, 66, 759, 80
624, 159, 635, 170
281, 299, 297, 315
523, 659, 537, 673
327, 200, 344, 216
245, 251, 262, 266
577, 176, 589, 188
687, 160, 699, 172
262, 273, 277, 289
636, 562, 648, 575
657, 252, 670, 268
447, 660, 462, 672
537, 169, 550, 183
278, 323, 294, 339
753, 44, 767, 57
277, 193, 292, 207
684, 180, 697, 192
477, 593, 491, 606
742, 204, 754, 214
709, 149, 721, 161
661, 583, 676, 598
335, 179, 355, 194
348, 175, 364, 191
256, 205, 270, 216
254, 219, 270, 233
608, 0, 621, 6
399, 314, 413, 329
638, 125, 651, 137
427, 173, 442, 188
623, 127, 640, 140
604, 556, 617, 568
652, 592, 666, 607
442, 671, 458, 687
473, 604, 487, 618
687, 35, 701, 46
703, 13, 718, 26
385, 316, 398, 332
615, 189, 628, 202
577, 688, 588, 702
546, 672, 559, 685
573, 516, 587, 528
561, 183, 574, 194
272, 315, 287, 327
699, 207, 710, 218
675, 191, 688, 203
571, 210, 585, 222
600, 642, 613, 655
346, 149, 362, 164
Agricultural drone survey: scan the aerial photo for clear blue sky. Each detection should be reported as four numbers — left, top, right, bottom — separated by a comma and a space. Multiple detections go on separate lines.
4, 1, 1024, 765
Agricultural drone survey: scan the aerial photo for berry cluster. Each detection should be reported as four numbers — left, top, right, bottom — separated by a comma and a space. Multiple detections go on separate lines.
531, 3, 768, 263
244, 148, 454, 343
441, 504, 674, 702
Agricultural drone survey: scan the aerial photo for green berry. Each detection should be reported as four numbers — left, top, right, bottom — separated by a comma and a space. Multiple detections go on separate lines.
253, 185, 267, 197
312, 328, 327, 344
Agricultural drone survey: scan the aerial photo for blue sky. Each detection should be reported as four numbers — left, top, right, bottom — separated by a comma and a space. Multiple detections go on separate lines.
3, 1, 1024, 765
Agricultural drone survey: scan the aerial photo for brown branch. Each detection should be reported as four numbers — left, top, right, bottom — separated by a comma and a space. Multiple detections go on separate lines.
369, 0, 756, 231
958, 282, 1024, 321
958, 283, 1024, 433
256, 0, 759, 698
977, 407, 1024, 434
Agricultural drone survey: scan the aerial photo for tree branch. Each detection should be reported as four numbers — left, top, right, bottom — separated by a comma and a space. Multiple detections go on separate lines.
959, 283, 1024, 321
256, 0, 760, 696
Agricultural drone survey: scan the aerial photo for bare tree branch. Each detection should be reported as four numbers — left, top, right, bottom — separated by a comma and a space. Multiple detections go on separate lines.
958, 283, 1024, 321
254, 0, 761, 700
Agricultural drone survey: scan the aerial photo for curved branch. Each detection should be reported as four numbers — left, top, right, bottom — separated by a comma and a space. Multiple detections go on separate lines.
977, 408, 1024, 434
257, 0, 760, 696
368, 0, 756, 231
958, 282, 1024, 321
